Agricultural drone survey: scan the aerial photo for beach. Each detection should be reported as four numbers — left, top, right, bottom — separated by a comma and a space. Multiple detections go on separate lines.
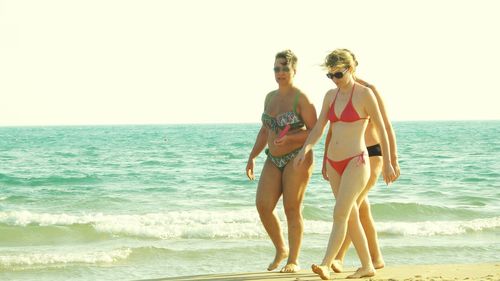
0, 122, 499, 281
142, 263, 500, 281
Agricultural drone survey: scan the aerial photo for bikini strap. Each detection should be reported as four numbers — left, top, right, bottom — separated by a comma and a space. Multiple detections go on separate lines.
326, 88, 339, 121
356, 151, 366, 166
348, 83, 356, 102
329, 88, 341, 111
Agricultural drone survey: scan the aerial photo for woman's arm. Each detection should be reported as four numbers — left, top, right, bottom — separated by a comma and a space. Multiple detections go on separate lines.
369, 84, 400, 179
246, 125, 267, 180
357, 77, 400, 179
321, 126, 332, 181
294, 90, 333, 167
246, 94, 273, 180
364, 88, 396, 184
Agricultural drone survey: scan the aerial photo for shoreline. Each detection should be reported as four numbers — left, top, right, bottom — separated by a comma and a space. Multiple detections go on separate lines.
137, 263, 500, 281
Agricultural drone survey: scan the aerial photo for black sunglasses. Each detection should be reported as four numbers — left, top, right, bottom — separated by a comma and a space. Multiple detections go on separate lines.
326, 68, 348, 79
273, 66, 291, 73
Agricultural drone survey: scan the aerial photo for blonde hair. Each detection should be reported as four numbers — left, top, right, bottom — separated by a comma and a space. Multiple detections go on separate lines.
323, 48, 358, 72
275, 49, 298, 71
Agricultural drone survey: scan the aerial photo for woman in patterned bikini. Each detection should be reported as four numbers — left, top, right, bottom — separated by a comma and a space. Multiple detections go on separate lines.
246, 49, 317, 273
294, 49, 396, 279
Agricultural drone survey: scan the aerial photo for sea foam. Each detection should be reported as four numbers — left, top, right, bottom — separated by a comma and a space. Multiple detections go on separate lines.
1, 210, 498, 239
0, 248, 131, 267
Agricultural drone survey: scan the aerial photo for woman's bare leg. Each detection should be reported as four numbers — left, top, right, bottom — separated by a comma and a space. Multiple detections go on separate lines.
338, 163, 374, 279
359, 197, 384, 269
280, 151, 313, 272
312, 161, 342, 280
256, 159, 288, 271
312, 158, 373, 279
332, 156, 384, 271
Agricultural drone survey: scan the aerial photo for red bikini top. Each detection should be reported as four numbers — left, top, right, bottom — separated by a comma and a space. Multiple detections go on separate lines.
328, 84, 368, 123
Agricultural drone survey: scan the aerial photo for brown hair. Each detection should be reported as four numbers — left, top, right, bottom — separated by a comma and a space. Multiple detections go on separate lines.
275, 49, 298, 71
323, 48, 358, 72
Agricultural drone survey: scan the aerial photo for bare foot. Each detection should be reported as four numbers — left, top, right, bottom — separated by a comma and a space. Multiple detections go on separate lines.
280, 263, 300, 273
267, 250, 288, 271
373, 258, 385, 269
330, 259, 343, 273
311, 264, 330, 280
346, 267, 375, 279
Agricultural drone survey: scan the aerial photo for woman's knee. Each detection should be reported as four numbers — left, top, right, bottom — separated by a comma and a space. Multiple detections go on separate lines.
255, 199, 274, 215
346, 205, 362, 224
333, 204, 351, 223
283, 203, 302, 220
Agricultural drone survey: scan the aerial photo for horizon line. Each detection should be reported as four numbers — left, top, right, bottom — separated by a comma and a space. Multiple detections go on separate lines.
1, 119, 499, 128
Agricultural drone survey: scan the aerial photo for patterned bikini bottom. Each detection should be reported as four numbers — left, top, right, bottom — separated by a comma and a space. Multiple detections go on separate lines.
265, 147, 302, 171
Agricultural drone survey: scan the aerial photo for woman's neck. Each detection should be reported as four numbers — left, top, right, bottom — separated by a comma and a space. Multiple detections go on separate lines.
338, 78, 355, 93
278, 84, 294, 96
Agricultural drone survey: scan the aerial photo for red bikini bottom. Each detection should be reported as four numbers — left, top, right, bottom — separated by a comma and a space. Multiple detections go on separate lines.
325, 152, 366, 176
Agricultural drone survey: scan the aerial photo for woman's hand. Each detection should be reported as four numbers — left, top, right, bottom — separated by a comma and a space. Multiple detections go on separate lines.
321, 157, 329, 181
392, 158, 401, 181
246, 158, 255, 180
382, 163, 397, 185
273, 135, 288, 146
293, 148, 307, 168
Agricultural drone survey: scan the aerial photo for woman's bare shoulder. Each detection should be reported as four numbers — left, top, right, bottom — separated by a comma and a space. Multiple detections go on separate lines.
356, 83, 375, 98
264, 90, 277, 102
325, 88, 338, 97
265, 90, 278, 98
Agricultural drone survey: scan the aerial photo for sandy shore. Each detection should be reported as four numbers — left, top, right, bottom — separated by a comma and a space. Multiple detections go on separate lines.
138, 263, 499, 281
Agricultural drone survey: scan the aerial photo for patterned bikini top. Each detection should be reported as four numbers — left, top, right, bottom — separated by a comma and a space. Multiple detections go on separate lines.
261, 91, 305, 134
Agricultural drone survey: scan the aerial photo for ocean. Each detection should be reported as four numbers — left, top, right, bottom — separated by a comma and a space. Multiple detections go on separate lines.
0, 121, 499, 281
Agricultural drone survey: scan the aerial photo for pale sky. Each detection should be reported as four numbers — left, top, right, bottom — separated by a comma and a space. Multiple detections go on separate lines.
1, 0, 499, 126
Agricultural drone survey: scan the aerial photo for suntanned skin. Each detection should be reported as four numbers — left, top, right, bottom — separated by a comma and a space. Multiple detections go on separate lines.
321, 78, 400, 273
295, 64, 396, 279
246, 56, 317, 273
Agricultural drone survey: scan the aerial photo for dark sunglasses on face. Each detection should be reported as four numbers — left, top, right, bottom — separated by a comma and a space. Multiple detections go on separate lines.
326, 68, 349, 79
273, 66, 291, 73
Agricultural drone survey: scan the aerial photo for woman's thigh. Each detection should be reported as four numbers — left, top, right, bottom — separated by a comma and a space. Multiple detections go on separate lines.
282, 151, 313, 208
334, 159, 370, 215
326, 163, 341, 198
256, 159, 283, 209
357, 156, 382, 204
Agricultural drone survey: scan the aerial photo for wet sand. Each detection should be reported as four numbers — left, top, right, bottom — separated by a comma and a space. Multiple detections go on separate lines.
138, 262, 499, 281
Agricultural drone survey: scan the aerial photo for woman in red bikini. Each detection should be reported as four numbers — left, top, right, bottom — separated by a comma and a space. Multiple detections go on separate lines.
294, 49, 396, 279
246, 50, 317, 273
322, 73, 401, 273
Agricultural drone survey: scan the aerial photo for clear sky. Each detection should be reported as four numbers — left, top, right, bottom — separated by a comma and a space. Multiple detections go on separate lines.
1, 0, 499, 126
